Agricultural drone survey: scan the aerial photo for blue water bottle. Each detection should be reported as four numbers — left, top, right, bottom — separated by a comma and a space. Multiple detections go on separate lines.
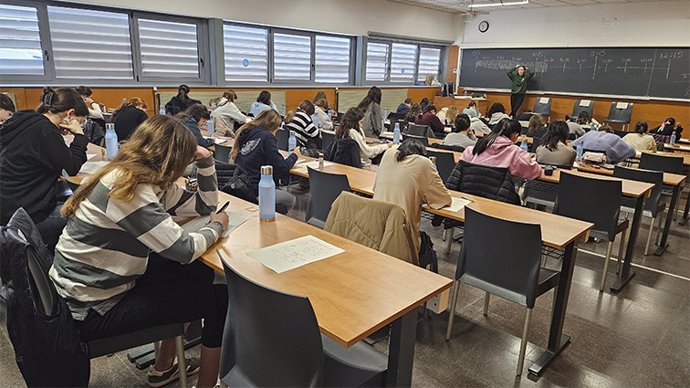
207, 119, 215, 137
393, 122, 401, 144
104, 124, 119, 160
288, 130, 297, 152
159, 106, 166, 115
312, 113, 320, 129
280, 104, 286, 116
520, 140, 529, 152
258, 165, 276, 222
576, 143, 584, 160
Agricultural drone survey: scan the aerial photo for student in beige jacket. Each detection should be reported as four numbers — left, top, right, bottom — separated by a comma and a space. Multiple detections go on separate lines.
623, 121, 657, 153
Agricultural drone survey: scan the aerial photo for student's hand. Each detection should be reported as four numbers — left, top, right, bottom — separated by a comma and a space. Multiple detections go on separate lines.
292, 147, 302, 158
210, 211, 229, 231
60, 118, 84, 136
85, 97, 94, 105
194, 145, 212, 160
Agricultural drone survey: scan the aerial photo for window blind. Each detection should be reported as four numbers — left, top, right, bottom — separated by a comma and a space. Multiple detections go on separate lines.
314, 35, 350, 83
365, 42, 389, 82
137, 18, 200, 79
273, 33, 311, 81
417, 47, 441, 82
0, 4, 44, 76
390, 43, 417, 83
223, 24, 268, 82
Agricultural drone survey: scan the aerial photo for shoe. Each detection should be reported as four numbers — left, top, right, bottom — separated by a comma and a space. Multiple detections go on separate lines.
147, 357, 200, 387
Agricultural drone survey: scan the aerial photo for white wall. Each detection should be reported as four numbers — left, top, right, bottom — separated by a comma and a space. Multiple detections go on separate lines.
462, 1, 690, 47
65, 0, 463, 42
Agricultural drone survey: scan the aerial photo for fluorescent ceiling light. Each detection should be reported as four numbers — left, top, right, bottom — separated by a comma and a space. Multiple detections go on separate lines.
469, 0, 529, 8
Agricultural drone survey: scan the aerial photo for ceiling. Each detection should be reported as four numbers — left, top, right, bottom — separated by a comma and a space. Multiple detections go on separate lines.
391, 0, 676, 13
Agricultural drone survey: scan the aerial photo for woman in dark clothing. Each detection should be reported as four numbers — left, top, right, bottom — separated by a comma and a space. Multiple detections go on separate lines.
0, 88, 89, 250
507, 65, 535, 117
652, 117, 683, 138
165, 84, 201, 116
112, 97, 148, 141
177, 104, 213, 149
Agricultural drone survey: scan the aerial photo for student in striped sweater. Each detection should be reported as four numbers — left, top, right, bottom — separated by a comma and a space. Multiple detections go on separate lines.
49, 115, 228, 388
283, 99, 321, 149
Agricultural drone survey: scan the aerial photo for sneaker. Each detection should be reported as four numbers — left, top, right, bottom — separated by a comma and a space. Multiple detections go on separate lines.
147, 357, 200, 387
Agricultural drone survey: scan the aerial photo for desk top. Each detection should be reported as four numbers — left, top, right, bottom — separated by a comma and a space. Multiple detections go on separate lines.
539, 169, 654, 198
575, 163, 687, 187
202, 194, 452, 348
663, 143, 690, 154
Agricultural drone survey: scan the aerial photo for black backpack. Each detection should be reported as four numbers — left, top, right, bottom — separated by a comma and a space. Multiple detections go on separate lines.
217, 162, 258, 204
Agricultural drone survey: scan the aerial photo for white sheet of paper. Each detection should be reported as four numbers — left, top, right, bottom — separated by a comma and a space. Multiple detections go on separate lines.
443, 197, 472, 213
579, 100, 591, 107
87, 153, 98, 160
247, 235, 344, 273
78, 161, 109, 174
214, 137, 230, 145
299, 160, 334, 170
539, 97, 549, 104
616, 102, 629, 109
180, 209, 251, 238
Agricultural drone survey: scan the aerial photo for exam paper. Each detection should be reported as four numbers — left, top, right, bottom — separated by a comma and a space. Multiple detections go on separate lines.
443, 197, 472, 212
247, 235, 344, 273
87, 153, 98, 160
180, 210, 252, 238
78, 161, 109, 174
299, 160, 334, 170
214, 137, 231, 145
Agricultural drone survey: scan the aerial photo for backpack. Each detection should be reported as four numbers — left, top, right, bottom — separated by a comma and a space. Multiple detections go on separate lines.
0, 208, 90, 386
218, 163, 258, 204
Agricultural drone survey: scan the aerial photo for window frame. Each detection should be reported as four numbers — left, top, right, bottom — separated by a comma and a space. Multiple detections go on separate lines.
364, 38, 446, 86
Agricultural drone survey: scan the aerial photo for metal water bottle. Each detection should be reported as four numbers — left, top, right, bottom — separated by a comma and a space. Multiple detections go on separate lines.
393, 122, 401, 144
288, 130, 297, 152
104, 124, 119, 161
258, 166, 276, 222
576, 143, 584, 160
207, 119, 215, 137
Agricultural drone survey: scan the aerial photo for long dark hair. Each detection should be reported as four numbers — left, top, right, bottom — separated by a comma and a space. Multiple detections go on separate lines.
37, 87, 88, 116
527, 115, 544, 136
635, 121, 648, 134
454, 113, 470, 133
357, 86, 382, 110
257, 90, 272, 105
405, 104, 422, 122
487, 103, 505, 117
396, 138, 427, 162
472, 118, 521, 155
0, 93, 16, 113
176, 104, 210, 122
337, 107, 364, 139
541, 121, 569, 152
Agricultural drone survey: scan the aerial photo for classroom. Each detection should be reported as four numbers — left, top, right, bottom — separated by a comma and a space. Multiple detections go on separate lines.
1, 0, 689, 387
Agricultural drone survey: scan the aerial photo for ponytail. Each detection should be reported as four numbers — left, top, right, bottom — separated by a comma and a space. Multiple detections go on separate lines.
473, 118, 521, 155
37, 87, 88, 116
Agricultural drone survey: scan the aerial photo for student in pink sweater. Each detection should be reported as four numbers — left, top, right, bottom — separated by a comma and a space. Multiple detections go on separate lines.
462, 118, 542, 180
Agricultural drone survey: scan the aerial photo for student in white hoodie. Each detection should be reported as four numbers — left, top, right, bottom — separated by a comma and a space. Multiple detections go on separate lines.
486, 102, 510, 128
313, 98, 334, 131
76, 86, 104, 121
210, 90, 248, 137
336, 107, 389, 170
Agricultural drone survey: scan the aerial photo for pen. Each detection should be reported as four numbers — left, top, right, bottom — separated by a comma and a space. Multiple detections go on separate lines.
216, 201, 230, 214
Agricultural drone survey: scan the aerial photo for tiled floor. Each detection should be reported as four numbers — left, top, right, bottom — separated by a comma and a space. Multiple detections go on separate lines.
1, 189, 688, 387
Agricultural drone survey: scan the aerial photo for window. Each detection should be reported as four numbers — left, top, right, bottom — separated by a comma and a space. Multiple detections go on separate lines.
389, 43, 417, 83
0, 4, 44, 76
417, 47, 441, 82
365, 42, 389, 82
47, 5, 133, 80
223, 24, 268, 82
315, 35, 350, 83
137, 18, 200, 80
273, 32, 311, 82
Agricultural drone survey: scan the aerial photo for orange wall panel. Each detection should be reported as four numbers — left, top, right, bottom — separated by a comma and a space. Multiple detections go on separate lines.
447, 45, 459, 83
407, 87, 439, 105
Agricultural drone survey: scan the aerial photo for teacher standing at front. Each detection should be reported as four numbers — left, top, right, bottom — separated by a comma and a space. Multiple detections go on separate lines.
506, 65, 535, 118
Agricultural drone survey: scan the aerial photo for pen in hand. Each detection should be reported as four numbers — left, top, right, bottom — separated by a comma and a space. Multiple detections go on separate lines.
216, 201, 230, 214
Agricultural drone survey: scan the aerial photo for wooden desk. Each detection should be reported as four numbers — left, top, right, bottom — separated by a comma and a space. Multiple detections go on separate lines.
663, 142, 690, 153
433, 96, 487, 115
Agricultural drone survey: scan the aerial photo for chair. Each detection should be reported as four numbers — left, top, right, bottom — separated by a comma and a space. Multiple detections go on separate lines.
533, 97, 552, 122
639, 152, 684, 175
554, 172, 628, 291
613, 166, 665, 255
214, 143, 232, 163
572, 99, 594, 118
406, 123, 433, 138
529, 136, 542, 153
306, 167, 351, 229
219, 258, 387, 387
321, 130, 336, 153
523, 180, 559, 210
402, 133, 429, 146
426, 150, 455, 184
604, 102, 634, 131
276, 128, 289, 151
445, 207, 560, 377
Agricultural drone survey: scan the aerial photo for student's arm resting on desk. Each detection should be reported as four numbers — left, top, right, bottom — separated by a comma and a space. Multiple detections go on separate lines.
41, 131, 88, 176
187, 120, 214, 148
350, 129, 387, 160
424, 160, 453, 209
162, 155, 219, 219
511, 150, 543, 180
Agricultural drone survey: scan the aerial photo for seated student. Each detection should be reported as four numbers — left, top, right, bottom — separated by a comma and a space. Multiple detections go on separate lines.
76, 86, 104, 121
373, 139, 452, 256
50, 115, 228, 388
470, 115, 491, 136
178, 104, 213, 149
565, 115, 585, 138
415, 104, 445, 136
623, 121, 656, 153
358, 86, 383, 138
211, 90, 248, 137
525, 114, 547, 138
337, 107, 389, 169
536, 121, 577, 167
231, 109, 300, 212
313, 91, 329, 108
486, 103, 510, 128
0, 88, 89, 250
463, 101, 479, 119
436, 105, 458, 126
652, 117, 683, 138
572, 125, 636, 164
396, 98, 413, 115
283, 100, 321, 149
249, 90, 277, 117
405, 104, 422, 124
419, 97, 430, 110
0, 93, 16, 124
313, 98, 334, 131
444, 114, 476, 148
165, 84, 201, 116
462, 118, 542, 180
112, 97, 149, 141
575, 110, 601, 130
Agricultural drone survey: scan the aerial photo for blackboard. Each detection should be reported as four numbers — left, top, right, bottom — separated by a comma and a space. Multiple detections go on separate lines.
459, 47, 690, 100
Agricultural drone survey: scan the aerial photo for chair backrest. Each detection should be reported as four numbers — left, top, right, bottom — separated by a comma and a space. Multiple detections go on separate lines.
446, 160, 521, 205
321, 130, 336, 153
214, 144, 232, 163
426, 150, 455, 184
276, 129, 289, 151
572, 100, 594, 118
458, 207, 543, 308
324, 138, 362, 168
388, 112, 406, 121
606, 102, 634, 124
402, 133, 429, 146
517, 112, 535, 121
533, 98, 551, 116
554, 172, 622, 240
639, 152, 684, 175
613, 166, 664, 216
221, 261, 324, 387
306, 167, 351, 228
407, 123, 432, 138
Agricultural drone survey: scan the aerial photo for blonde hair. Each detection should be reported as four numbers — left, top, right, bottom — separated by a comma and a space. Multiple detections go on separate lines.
527, 114, 544, 136
61, 115, 196, 217
445, 106, 458, 123
230, 109, 283, 162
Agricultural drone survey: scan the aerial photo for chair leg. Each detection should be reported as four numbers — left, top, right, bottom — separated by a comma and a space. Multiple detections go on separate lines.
175, 336, 188, 388
445, 227, 454, 255
644, 217, 655, 256
445, 281, 460, 341
483, 292, 490, 316
600, 241, 614, 292
442, 229, 447, 241
516, 308, 533, 377
655, 212, 664, 245
616, 228, 627, 275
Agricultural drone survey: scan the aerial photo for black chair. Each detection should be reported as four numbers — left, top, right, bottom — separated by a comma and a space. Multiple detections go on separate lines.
306, 167, 351, 229
604, 102, 634, 131
572, 99, 594, 118
276, 128, 289, 151
214, 143, 232, 163
445, 207, 560, 377
402, 133, 429, 146
533, 97, 551, 122
523, 180, 559, 210
219, 257, 387, 387
321, 130, 336, 154
554, 172, 628, 291
613, 166, 665, 256
426, 150, 455, 184
639, 152, 684, 175
387, 112, 405, 121
406, 123, 433, 138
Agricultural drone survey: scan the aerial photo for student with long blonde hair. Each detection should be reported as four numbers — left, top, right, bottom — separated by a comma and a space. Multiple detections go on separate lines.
51, 115, 229, 388
231, 109, 301, 212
